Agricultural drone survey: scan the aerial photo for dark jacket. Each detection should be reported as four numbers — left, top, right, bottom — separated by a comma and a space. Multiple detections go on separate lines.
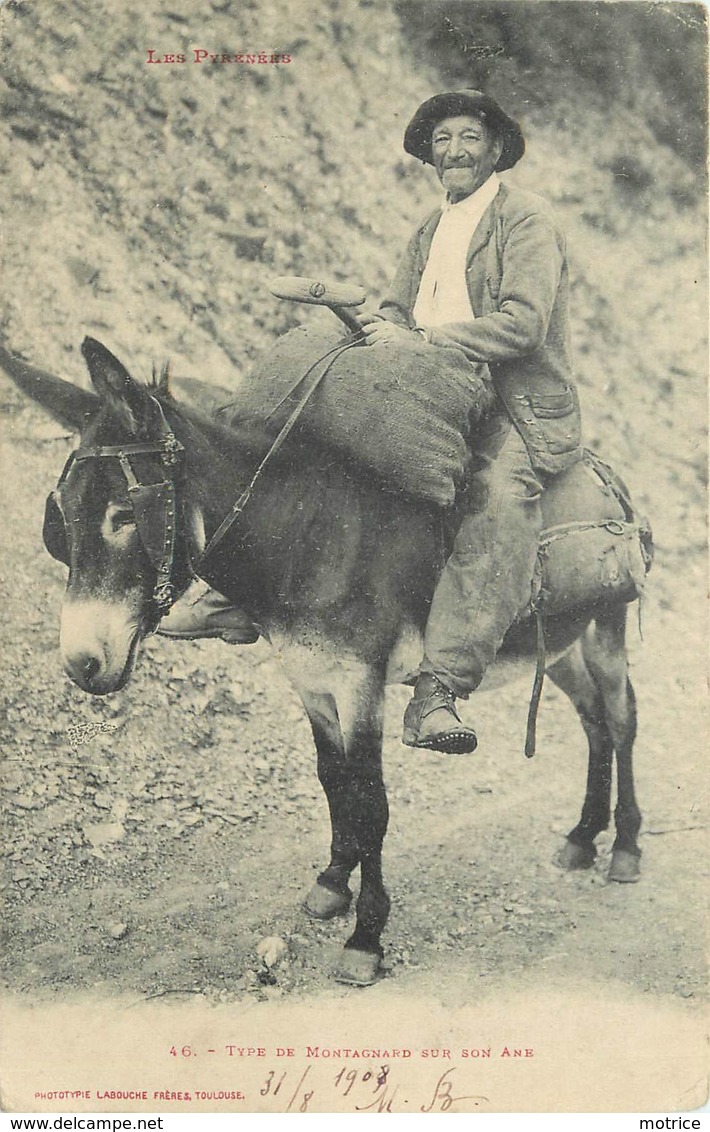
379, 182, 582, 475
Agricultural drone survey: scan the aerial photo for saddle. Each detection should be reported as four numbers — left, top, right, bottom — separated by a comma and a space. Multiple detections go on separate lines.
225, 325, 651, 617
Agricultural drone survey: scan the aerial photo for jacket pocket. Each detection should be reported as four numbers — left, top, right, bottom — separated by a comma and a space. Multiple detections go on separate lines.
527, 386, 580, 455
529, 387, 576, 418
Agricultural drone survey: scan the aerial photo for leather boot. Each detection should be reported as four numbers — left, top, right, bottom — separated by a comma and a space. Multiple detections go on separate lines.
158, 579, 260, 644
402, 673, 478, 754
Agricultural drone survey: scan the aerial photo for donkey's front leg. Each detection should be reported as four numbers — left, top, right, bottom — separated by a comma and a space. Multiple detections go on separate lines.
335, 703, 391, 986
301, 691, 359, 920
317, 670, 389, 986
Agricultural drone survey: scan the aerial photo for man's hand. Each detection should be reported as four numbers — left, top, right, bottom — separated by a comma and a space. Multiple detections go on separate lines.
353, 311, 422, 347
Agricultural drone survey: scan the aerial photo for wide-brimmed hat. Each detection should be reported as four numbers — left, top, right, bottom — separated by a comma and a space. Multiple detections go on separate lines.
404, 90, 525, 171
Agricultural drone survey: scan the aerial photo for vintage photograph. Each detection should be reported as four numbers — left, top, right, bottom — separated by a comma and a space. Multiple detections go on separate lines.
0, 0, 707, 1115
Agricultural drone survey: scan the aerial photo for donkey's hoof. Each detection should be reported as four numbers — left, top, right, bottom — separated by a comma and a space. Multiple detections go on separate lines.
608, 849, 641, 883
303, 882, 352, 920
554, 839, 596, 871
333, 949, 382, 986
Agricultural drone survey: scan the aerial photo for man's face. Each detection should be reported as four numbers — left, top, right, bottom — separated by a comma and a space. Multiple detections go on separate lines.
431, 114, 503, 202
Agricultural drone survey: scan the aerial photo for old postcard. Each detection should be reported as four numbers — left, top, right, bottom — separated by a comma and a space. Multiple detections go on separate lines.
0, 0, 707, 1116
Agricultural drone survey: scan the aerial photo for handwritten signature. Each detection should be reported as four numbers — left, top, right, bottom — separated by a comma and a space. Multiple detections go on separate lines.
259, 1064, 488, 1113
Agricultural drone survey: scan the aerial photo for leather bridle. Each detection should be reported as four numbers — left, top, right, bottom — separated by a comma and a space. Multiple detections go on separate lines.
43, 398, 186, 617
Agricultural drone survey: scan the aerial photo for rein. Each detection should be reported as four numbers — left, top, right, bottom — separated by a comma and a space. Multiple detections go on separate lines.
197, 335, 359, 564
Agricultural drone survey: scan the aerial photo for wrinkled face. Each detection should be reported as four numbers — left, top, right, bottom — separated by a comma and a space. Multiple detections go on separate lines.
431, 114, 503, 202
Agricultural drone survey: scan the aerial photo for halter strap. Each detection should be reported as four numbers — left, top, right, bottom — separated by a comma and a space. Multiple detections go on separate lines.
57, 396, 186, 615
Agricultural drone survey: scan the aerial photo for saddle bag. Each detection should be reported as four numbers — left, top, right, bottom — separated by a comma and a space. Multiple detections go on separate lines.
531, 451, 653, 616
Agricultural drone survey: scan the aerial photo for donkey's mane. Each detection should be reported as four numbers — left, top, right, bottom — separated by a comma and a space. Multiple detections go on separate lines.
149, 360, 171, 392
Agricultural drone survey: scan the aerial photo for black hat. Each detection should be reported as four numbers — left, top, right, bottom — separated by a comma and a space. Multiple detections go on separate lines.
404, 90, 525, 172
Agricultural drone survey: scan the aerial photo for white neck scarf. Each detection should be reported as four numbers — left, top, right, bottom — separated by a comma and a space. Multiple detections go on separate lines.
413, 173, 500, 327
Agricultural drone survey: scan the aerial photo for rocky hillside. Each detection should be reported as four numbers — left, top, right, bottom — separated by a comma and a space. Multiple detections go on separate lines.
1, 0, 707, 567
0, 1, 708, 1038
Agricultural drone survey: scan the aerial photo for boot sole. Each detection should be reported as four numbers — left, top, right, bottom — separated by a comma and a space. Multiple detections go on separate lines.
402, 730, 478, 755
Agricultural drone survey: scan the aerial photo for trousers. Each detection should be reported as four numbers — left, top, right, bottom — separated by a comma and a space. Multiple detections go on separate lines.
420, 414, 544, 697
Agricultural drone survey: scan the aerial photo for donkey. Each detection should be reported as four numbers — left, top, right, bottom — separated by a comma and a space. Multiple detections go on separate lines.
0, 337, 644, 986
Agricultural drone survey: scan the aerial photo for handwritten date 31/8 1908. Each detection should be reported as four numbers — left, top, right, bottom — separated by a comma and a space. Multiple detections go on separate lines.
258, 1065, 489, 1114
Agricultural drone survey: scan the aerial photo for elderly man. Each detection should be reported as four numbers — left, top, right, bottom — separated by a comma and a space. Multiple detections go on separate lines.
161, 89, 582, 757
355, 90, 582, 754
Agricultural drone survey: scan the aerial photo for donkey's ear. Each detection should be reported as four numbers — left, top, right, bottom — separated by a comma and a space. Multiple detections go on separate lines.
82, 337, 137, 397
81, 337, 152, 433
0, 342, 99, 430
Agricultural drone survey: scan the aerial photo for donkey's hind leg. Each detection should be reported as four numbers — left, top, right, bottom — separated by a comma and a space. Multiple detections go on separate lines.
581, 603, 641, 882
547, 639, 614, 872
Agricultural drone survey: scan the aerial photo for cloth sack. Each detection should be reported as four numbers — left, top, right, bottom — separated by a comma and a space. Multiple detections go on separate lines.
536, 520, 651, 616
532, 452, 653, 616
222, 324, 494, 507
